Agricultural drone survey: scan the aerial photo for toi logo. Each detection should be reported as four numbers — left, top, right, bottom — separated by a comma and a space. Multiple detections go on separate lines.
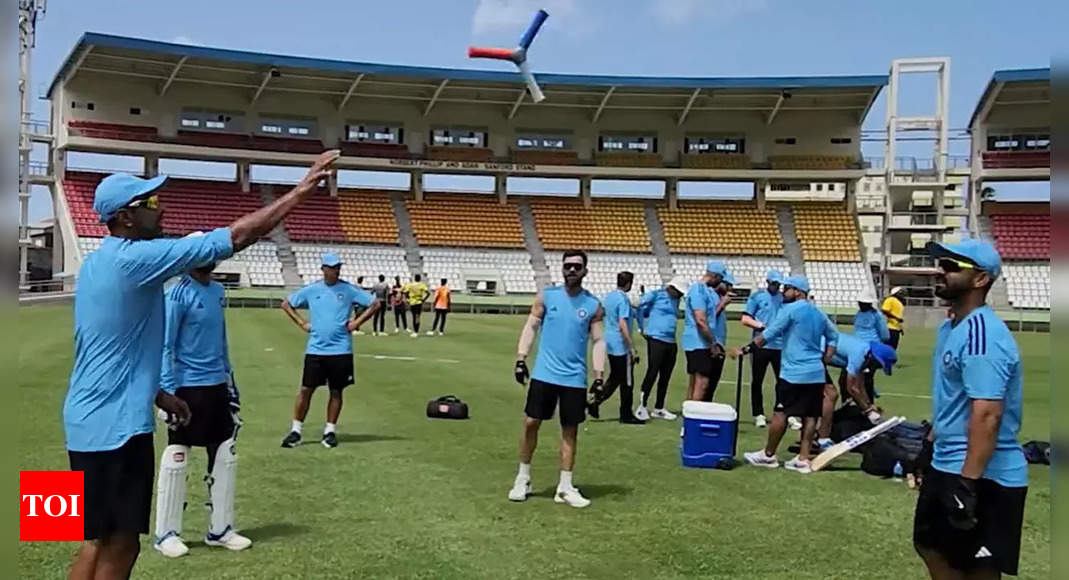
20, 471, 84, 541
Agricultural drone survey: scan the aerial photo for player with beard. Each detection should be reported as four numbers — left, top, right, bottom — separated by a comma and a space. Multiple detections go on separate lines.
509, 250, 606, 508
913, 240, 1027, 579
740, 270, 785, 428
682, 261, 727, 403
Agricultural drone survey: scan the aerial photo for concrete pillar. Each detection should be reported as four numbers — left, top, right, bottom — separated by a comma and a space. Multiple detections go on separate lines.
412, 170, 424, 201
237, 161, 251, 193
328, 171, 338, 197
144, 154, 159, 178
496, 173, 507, 204
754, 180, 766, 211
845, 179, 857, 213
580, 176, 592, 208
666, 178, 679, 210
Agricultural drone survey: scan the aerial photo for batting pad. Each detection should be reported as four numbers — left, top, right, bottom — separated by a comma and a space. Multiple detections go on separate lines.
154, 445, 189, 541
207, 438, 238, 536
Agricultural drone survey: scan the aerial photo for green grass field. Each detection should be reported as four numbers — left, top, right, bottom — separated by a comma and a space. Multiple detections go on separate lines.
17, 306, 1050, 579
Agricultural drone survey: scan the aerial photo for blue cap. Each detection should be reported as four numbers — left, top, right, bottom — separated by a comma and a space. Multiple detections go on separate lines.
94, 173, 168, 223
321, 252, 343, 268
723, 271, 737, 286
766, 269, 784, 284
705, 260, 727, 276
868, 341, 898, 375
783, 275, 810, 294
926, 239, 1002, 280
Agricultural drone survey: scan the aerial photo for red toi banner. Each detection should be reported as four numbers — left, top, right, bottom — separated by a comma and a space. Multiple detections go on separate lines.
20, 471, 84, 541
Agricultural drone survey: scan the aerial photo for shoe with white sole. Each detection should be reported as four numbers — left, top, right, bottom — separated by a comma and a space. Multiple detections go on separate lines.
650, 408, 677, 421
426, 331, 435, 336
153, 534, 189, 558
817, 438, 834, 451
554, 487, 591, 508
394, 328, 400, 334
410, 332, 418, 338
754, 414, 767, 428
508, 478, 531, 502
788, 417, 802, 430
784, 456, 812, 474
634, 405, 650, 421
744, 450, 780, 468
205, 528, 252, 551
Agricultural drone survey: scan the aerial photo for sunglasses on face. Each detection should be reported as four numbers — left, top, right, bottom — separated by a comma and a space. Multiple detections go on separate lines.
563, 262, 584, 272
937, 258, 976, 273
126, 195, 160, 211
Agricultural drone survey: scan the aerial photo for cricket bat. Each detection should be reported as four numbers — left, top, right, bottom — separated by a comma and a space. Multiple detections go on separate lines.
809, 416, 905, 472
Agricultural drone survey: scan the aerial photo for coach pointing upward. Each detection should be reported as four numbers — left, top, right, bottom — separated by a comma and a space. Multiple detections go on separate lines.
63, 150, 339, 580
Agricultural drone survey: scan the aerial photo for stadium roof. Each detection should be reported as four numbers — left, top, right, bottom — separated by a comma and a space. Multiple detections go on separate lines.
968, 67, 1049, 129
49, 33, 887, 120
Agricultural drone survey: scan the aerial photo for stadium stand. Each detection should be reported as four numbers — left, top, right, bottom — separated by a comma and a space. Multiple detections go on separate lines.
989, 214, 1049, 260
529, 198, 651, 252
805, 261, 873, 308
337, 190, 400, 244
406, 194, 525, 248
768, 155, 855, 170
426, 147, 494, 163
63, 172, 110, 237
281, 191, 346, 242
790, 202, 863, 261
340, 142, 410, 159
657, 202, 782, 255
981, 150, 1050, 169
1003, 263, 1050, 309
594, 152, 663, 168
226, 241, 286, 287
680, 154, 751, 169
546, 251, 661, 298
421, 248, 537, 294
510, 150, 580, 165
175, 131, 326, 154
292, 243, 407, 286
68, 120, 160, 142
670, 255, 791, 292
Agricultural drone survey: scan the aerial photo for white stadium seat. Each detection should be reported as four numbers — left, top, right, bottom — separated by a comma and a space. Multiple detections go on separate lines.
1004, 263, 1050, 309
292, 243, 407, 287
421, 248, 537, 294
545, 251, 662, 301
805, 261, 874, 308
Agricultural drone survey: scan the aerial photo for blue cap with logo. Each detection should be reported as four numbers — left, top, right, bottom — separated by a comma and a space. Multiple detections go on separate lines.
766, 269, 784, 284
783, 275, 810, 294
705, 260, 727, 276
723, 271, 737, 286
926, 238, 1002, 280
321, 252, 343, 268
94, 173, 168, 223
868, 341, 898, 375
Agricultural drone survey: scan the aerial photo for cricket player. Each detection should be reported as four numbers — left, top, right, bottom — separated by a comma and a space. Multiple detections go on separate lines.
682, 260, 727, 403
854, 289, 890, 344
699, 271, 735, 402
740, 269, 785, 427
371, 275, 390, 335
882, 286, 906, 349
731, 275, 839, 473
429, 278, 452, 336
587, 271, 644, 423
913, 239, 1027, 579
153, 257, 251, 558
63, 150, 339, 580
403, 274, 431, 337
509, 250, 605, 508
815, 333, 898, 448
634, 276, 687, 421
280, 252, 381, 449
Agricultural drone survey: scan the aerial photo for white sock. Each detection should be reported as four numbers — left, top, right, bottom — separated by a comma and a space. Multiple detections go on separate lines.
291, 420, 303, 434
558, 470, 574, 490
324, 422, 336, 435
818, 437, 832, 445
517, 463, 531, 480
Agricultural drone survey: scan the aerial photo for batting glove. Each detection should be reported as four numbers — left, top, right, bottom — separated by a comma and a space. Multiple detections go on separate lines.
514, 360, 530, 385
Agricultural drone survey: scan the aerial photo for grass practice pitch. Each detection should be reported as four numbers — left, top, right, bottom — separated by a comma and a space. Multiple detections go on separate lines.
17, 306, 1051, 579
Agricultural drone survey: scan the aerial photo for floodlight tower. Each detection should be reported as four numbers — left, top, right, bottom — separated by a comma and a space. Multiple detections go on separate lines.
18, 0, 48, 290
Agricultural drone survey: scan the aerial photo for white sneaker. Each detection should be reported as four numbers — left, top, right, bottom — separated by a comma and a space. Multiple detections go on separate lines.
205, 528, 252, 551
554, 487, 591, 508
754, 415, 767, 428
784, 456, 812, 474
355, 330, 365, 336
817, 438, 834, 451
788, 417, 802, 430
410, 332, 418, 338
437, 331, 444, 336
394, 328, 400, 334
651, 408, 677, 421
508, 478, 531, 502
426, 331, 435, 336
634, 405, 650, 421
153, 534, 189, 558
744, 450, 780, 468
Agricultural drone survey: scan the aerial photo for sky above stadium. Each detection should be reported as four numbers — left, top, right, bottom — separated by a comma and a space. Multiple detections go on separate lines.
27, 0, 1058, 221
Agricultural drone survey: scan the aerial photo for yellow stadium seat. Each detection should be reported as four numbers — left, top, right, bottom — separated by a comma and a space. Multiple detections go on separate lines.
406, 194, 525, 248
657, 202, 782, 256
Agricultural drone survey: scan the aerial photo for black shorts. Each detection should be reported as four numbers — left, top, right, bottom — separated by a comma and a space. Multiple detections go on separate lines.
773, 378, 824, 418
168, 384, 236, 447
913, 467, 1027, 576
685, 348, 722, 377
888, 329, 901, 349
302, 354, 354, 391
68, 433, 154, 540
524, 379, 587, 426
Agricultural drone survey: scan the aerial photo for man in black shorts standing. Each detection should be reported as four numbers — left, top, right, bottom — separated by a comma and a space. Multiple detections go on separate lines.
509, 250, 605, 508
153, 253, 250, 558
280, 252, 381, 448
63, 150, 339, 580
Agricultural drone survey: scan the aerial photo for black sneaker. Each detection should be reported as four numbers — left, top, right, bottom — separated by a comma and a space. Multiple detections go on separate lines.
619, 415, 646, 425
321, 432, 338, 449
280, 431, 302, 448
587, 402, 601, 419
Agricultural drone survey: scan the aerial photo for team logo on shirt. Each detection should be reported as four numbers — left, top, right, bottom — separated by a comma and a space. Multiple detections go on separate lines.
942, 351, 953, 367
337, 293, 345, 301
576, 308, 589, 320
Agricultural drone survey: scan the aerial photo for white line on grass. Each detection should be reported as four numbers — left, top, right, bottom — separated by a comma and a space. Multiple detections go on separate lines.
355, 353, 460, 364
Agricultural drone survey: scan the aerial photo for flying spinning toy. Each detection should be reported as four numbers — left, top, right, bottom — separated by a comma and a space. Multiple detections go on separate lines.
468, 9, 549, 103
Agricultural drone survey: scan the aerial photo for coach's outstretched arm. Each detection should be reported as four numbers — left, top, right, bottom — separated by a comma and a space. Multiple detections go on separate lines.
514, 291, 544, 384
229, 150, 340, 252
590, 305, 606, 380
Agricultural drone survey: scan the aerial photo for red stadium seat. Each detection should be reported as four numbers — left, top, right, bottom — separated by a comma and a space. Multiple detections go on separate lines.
68, 120, 160, 143
981, 151, 1050, 169
989, 214, 1049, 259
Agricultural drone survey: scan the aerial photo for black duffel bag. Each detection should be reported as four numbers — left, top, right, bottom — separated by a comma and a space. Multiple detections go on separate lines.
426, 395, 469, 420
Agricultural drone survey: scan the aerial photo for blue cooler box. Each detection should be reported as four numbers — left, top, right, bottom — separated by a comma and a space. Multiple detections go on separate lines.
680, 401, 737, 468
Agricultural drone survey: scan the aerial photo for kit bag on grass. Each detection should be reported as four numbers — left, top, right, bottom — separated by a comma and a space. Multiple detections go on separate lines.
426, 395, 469, 420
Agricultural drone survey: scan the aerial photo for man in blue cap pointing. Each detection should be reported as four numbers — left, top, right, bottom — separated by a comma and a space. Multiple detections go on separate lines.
913, 239, 1028, 579
64, 150, 339, 580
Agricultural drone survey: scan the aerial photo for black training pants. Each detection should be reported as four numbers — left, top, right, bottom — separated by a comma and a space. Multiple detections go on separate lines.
431, 309, 448, 332
750, 347, 782, 417
639, 338, 677, 409
373, 305, 387, 333
410, 304, 424, 333
394, 305, 408, 331
594, 353, 635, 418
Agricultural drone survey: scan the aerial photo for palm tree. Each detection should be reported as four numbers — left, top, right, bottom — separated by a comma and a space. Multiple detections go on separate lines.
980, 186, 996, 200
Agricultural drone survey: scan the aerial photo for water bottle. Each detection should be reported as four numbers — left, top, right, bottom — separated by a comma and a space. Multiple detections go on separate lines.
892, 461, 903, 480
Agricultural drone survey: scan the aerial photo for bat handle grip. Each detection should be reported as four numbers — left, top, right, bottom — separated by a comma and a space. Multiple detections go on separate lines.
468, 47, 517, 60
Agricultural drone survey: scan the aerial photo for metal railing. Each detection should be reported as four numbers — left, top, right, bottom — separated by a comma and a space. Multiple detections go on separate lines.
888, 253, 937, 269
28, 161, 50, 176
22, 119, 52, 135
